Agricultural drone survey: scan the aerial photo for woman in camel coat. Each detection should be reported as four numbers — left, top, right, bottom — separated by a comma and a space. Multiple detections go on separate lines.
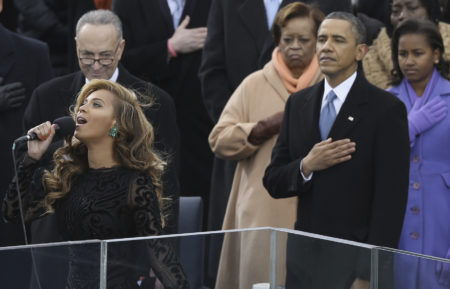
208, 3, 324, 289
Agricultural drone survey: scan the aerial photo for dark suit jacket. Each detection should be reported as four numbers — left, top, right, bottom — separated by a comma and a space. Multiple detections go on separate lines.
263, 72, 409, 288
0, 23, 52, 289
0, 23, 53, 246
23, 65, 180, 236
112, 0, 213, 198
264, 72, 410, 248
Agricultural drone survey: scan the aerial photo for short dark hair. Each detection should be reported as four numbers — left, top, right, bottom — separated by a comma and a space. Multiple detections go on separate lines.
325, 11, 367, 44
390, 18, 449, 85
272, 2, 325, 46
385, 0, 442, 37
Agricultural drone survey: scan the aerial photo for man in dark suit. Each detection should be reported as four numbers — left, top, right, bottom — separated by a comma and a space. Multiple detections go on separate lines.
0, 1, 52, 288
263, 12, 410, 289
0, 0, 53, 247
112, 0, 214, 203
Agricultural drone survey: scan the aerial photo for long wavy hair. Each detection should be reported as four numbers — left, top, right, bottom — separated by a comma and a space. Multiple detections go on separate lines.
390, 18, 450, 85
42, 80, 166, 221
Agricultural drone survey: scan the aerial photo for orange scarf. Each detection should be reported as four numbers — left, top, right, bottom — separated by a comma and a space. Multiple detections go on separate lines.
272, 47, 319, 93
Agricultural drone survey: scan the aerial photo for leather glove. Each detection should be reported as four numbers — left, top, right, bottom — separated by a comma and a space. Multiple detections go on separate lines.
408, 97, 447, 141
248, 111, 284, 145
0, 77, 26, 112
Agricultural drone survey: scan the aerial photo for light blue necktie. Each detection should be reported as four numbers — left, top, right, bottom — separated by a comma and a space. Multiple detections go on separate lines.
265, 0, 279, 29
319, 90, 337, 140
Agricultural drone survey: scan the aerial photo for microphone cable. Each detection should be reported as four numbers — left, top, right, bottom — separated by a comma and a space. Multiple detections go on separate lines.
11, 140, 43, 289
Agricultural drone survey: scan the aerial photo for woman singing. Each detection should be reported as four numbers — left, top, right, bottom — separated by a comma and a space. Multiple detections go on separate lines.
3, 79, 188, 289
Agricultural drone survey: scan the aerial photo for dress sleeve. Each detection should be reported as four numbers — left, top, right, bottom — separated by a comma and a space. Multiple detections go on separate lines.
129, 174, 189, 289
2, 155, 47, 224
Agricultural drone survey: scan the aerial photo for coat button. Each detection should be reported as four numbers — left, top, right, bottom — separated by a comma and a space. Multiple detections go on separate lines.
410, 232, 420, 240
413, 156, 419, 163
410, 206, 420, 214
413, 182, 420, 190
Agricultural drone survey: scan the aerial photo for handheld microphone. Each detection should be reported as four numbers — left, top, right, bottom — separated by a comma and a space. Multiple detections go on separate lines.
14, 116, 76, 143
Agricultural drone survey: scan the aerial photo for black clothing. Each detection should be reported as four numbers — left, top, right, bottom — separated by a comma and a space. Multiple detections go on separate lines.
23, 65, 180, 236
0, 23, 53, 246
13, 0, 96, 75
263, 73, 410, 287
112, 0, 214, 199
3, 156, 189, 289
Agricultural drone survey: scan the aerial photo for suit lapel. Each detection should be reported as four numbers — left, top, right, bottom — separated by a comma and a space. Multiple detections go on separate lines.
151, 0, 175, 33
329, 73, 368, 140
59, 71, 84, 113
0, 25, 15, 78
238, 0, 269, 53
302, 82, 324, 143
182, 0, 198, 21
116, 64, 134, 85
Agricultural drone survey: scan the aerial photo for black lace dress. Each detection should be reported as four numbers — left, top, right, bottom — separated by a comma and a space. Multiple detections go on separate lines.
2, 156, 189, 289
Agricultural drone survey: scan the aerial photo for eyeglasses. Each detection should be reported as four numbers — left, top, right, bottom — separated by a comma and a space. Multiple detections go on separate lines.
78, 57, 115, 66
77, 42, 120, 66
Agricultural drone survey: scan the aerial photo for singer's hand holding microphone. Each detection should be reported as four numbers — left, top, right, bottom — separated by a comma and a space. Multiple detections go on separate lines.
27, 121, 56, 160
15, 116, 76, 160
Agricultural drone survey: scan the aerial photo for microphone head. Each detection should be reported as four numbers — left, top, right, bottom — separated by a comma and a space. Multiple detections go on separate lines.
53, 116, 76, 137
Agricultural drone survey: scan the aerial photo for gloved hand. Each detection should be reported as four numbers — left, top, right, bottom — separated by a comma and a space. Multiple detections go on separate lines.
408, 97, 448, 141
0, 77, 26, 112
248, 111, 284, 145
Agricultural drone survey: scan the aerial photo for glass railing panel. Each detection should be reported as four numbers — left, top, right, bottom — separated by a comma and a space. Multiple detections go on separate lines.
0, 240, 102, 289
106, 228, 276, 289
374, 247, 450, 289
272, 228, 374, 289
105, 228, 376, 289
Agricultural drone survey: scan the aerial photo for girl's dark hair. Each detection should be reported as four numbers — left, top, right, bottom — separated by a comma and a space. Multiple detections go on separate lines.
385, 0, 442, 37
390, 18, 450, 85
271, 2, 325, 46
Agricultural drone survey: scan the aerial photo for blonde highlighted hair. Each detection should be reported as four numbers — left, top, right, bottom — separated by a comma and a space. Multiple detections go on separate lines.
43, 80, 165, 221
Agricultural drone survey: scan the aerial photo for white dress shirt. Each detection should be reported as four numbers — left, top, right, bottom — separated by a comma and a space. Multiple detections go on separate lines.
85, 67, 119, 84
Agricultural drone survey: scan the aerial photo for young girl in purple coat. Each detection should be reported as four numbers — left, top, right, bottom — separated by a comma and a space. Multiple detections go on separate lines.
388, 18, 450, 289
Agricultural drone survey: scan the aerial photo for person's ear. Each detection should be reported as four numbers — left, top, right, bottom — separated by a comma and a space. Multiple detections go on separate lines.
117, 39, 126, 61
433, 48, 441, 65
355, 43, 369, 62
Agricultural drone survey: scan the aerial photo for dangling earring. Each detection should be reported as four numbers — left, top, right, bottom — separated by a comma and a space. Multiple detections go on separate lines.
109, 124, 118, 138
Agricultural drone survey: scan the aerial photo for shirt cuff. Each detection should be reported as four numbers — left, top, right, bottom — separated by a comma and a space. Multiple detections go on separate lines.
299, 159, 313, 182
